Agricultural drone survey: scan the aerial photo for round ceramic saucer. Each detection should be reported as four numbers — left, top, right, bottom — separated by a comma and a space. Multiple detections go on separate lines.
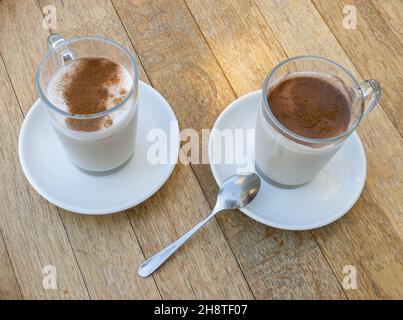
19, 81, 179, 214
209, 90, 366, 230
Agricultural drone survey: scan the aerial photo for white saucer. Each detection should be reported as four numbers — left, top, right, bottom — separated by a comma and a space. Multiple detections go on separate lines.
19, 81, 180, 214
209, 90, 366, 230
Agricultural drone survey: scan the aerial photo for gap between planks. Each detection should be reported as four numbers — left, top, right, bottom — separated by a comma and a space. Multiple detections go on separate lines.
182, 0, 349, 298
109, 0, 256, 298
34, 0, 163, 299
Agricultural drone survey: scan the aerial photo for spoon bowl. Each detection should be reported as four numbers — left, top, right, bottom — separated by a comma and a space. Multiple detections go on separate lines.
216, 173, 261, 210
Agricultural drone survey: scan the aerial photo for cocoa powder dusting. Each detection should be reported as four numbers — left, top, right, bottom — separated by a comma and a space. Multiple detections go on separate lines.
112, 88, 128, 106
268, 76, 351, 139
61, 57, 121, 131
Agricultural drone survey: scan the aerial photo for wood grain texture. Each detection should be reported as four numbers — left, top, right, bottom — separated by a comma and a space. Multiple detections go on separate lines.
59, 213, 161, 299
0, 0, 159, 299
35, 0, 253, 299
128, 164, 253, 299
0, 0, 401, 299
37, 0, 162, 300
185, 0, 349, 300
114, 0, 346, 299
254, 0, 403, 234
312, 0, 403, 135
371, 0, 403, 39
187, 0, 285, 96
0, 231, 21, 299
0, 55, 21, 302
313, 189, 403, 299
253, 0, 403, 299
38, 0, 149, 83
0, 0, 89, 299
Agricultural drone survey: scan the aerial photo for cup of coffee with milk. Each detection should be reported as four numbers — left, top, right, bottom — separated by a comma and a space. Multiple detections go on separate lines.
255, 56, 380, 188
37, 36, 380, 190
36, 34, 138, 174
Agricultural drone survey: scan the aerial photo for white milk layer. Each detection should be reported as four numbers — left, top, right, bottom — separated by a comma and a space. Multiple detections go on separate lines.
255, 99, 343, 187
46, 60, 138, 172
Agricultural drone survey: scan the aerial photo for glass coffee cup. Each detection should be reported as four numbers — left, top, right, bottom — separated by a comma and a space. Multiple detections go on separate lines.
36, 34, 139, 174
255, 56, 380, 188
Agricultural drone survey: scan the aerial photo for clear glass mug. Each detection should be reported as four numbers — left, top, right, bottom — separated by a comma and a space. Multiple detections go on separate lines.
36, 34, 139, 174
255, 56, 381, 188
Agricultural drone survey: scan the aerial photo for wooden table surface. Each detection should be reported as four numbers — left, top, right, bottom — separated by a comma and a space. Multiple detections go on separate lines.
0, 0, 402, 300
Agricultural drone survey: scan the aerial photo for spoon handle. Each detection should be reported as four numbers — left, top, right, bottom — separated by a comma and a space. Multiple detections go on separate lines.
138, 209, 218, 277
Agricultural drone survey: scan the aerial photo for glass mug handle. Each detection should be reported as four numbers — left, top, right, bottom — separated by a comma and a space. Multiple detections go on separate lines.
359, 79, 381, 116
47, 33, 74, 64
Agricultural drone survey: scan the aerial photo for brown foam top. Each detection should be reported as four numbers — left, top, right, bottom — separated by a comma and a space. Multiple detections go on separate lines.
60, 57, 123, 131
267, 75, 351, 139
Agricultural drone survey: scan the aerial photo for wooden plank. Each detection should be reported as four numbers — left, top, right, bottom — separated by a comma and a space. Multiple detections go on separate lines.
0, 0, 159, 299
60, 214, 160, 299
35, 0, 253, 299
0, 53, 22, 301
38, 0, 149, 83
37, 0, 161, 299
114, 0, 346, 299
1, 0, 400, 299
371, 0, 403, 39
0, 14, 89, 298
0, 0, 49, 113
0, 231, 21, 299
187, 0, 285, 96
313, 189, 403, 299
312, 0, 403, 135
253, 0, 403, 236
250, 0, 403, 299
